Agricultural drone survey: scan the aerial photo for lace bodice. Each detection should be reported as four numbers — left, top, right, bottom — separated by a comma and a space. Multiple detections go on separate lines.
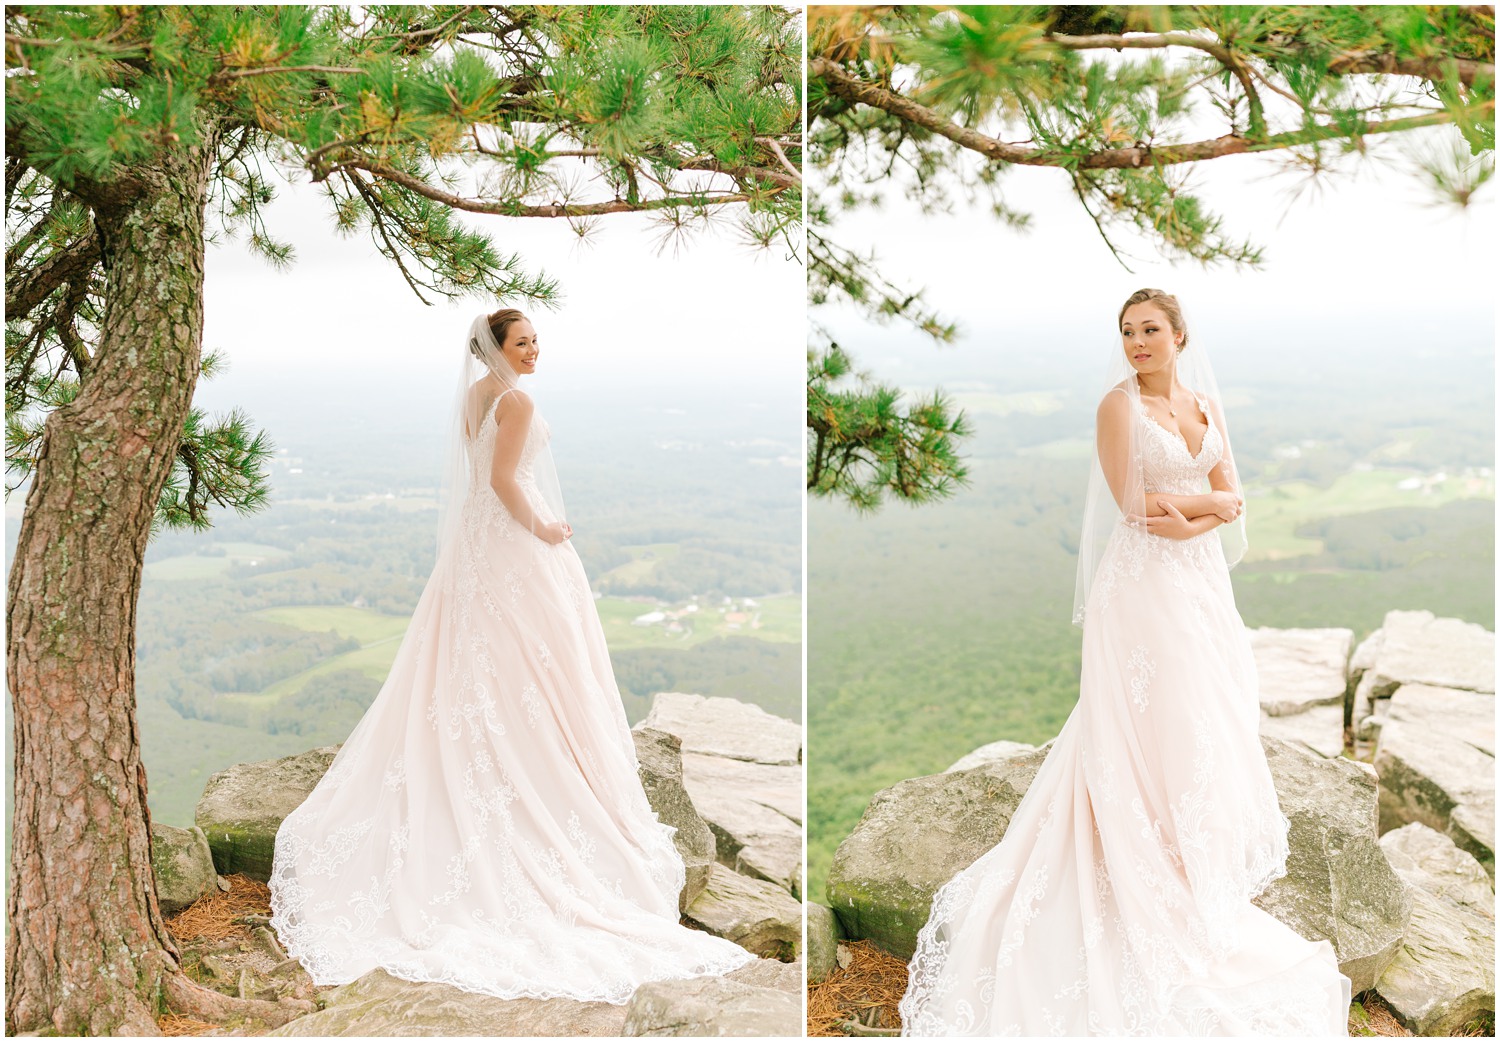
462, 395, 558, 531
470, 395, 550, 484
1137, 393, 1222, 496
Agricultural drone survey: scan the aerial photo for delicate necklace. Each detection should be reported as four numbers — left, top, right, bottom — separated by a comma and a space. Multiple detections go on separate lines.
1142, 389, 1177, 418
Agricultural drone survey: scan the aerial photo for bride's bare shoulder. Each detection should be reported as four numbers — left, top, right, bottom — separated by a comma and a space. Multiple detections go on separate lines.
1096, 380, 1133, 413
494, 386, 533, 410
491, 387, 534, 430
1094, 383, 1134, 439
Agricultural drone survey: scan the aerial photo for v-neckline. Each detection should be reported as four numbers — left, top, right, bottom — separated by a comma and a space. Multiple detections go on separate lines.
1136, 393, 1211, 460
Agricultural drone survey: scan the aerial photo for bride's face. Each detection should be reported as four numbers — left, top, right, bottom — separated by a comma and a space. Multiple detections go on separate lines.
1119, 303, 1181, 376
500, 320, 539, 377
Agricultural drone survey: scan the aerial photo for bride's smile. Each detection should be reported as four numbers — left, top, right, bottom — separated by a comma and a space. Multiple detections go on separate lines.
499, 319, 541, 375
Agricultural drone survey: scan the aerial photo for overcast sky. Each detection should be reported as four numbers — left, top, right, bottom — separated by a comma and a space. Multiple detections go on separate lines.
819, 79, 1496, 390
196, 163, 806, 425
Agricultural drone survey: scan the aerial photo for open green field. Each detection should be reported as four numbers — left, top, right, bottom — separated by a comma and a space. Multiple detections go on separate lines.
214, 583, 800, 711
216, 606, 411, 709
144, 542, 290, 581
1245, 468, 1493, 562
252, 604, 412, 643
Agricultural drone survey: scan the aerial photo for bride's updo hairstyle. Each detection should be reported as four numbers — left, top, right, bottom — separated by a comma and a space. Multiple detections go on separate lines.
471, 308, 529, 359
1118, 288, 1189, 352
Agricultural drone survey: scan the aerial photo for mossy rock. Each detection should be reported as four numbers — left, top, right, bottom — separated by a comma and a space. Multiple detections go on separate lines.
151, 822, 219, 914
195, 746, 341, 880
825, 747, 1047, 959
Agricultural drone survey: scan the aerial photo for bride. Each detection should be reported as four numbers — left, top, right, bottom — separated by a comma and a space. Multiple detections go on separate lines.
267, 309, 756, 1003
896, 289, 1352, 1035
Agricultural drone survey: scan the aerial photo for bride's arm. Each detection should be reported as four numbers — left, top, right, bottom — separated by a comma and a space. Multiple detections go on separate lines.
1146, 503, 1227, 539
1096, 389, 1135, 512
488, 392, 564, 542
1144, 491, 1234, 519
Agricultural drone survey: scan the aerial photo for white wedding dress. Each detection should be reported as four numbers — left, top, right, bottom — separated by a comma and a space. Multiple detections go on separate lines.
898, 392, 1351, 1035
268, 398, 756, 1002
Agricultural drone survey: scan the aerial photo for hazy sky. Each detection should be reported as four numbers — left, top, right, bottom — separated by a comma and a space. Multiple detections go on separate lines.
820, 87, 1496, 390
196, 162, 806, 424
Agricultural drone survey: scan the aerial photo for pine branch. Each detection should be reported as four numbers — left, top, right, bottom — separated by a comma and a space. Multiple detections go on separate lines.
810, 56, 1487, 170
1048, 31, 1495, 88
335, 158, 756, 217
208, 64, 363, 83
5, 230, 100, 317
756, 136, 803, 183
1325, 51, 1494, 86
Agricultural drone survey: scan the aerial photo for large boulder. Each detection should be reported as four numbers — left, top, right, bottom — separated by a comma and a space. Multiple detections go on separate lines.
636, 694, 803, 896
1375, 824, 1495, 1036
1360, 610, 1494, 700
1384, 683, 1495, 757
266, 968, 627, 1036
1373, 698, 1495, 876
1251, 739, 1412, 993
633, 727, 717, 910
196, 746, 340, 880
622, 971, 801, 1037
151, 823, 221, 914
680, 753, 801, 896
682, 865, 801, 962
945, 739, 1039, 773
825, 746, 1048, 958
723, 957, 802, 993
826, 738, 1411, 992
1248, 627, 1353, 716
266, 961, 799, 1037
1259, 703, 1346, 759
637, 693, 801, 767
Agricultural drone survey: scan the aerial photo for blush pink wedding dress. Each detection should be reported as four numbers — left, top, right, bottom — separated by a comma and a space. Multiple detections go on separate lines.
267, 400, 755, 1003
898, 392, 1352, 1036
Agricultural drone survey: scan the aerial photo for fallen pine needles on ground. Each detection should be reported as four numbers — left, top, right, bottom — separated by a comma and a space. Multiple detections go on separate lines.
807, 939, 909, 1036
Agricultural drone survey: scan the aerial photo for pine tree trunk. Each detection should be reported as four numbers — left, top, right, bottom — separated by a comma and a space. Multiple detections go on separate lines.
5, 140, 213, 1036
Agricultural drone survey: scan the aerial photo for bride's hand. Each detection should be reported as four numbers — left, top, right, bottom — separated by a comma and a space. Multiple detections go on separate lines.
1210, 490, 1244, 523
1143, 502, 1195, 540
538, 521, 572, 545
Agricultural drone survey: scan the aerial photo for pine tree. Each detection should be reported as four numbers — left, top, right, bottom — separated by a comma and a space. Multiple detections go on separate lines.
4, 5, 800, 1033
807, 4, 1493, 508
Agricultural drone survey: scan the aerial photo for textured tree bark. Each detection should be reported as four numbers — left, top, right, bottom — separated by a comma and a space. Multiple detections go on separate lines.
1, 132, 305, 1035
